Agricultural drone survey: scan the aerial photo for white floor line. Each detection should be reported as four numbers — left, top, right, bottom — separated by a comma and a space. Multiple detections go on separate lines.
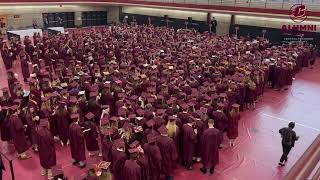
262, 113, 320, 132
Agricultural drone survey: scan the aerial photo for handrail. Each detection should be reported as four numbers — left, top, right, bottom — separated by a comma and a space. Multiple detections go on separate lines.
0, 151, 15, 180
283, 134, 320, 180
312, 165, 320, 180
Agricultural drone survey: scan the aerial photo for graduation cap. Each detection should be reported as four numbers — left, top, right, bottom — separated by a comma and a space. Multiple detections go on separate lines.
217, 103, 225, 108
69, 96, 78, 104
114, 138, 125, 149
219, 93, 227, 98
10, 105, 19, 111
146, 119, 155, 128
101, 128, 114, 137
147, 134, 157, 143
1, 87, 9, 92
136, 109, 144, 116
156, 109, 166, 115
122, 122, 132, 131
128, 148, 140, 154
129, 140, 140, 149
85, 112, 95, 120
232, 103, 240, 108
96, 161, 111, 171
110, 116, 119, 122
90, 91, 99, 98
133, 126, 143, 133
100, 117, 109, 126
157, 125, 168, 135
128, 114, 136, 119
13, 99, 22, 105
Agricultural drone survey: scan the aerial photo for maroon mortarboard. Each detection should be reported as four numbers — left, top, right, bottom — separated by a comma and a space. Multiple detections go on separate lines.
129, 140, 140, 148
130, 95, 139, 100
101, 117, 109, 126
157, 125, 168, 135
102, 128, 114, 136
219, 93, 227, 98
157, 95, 164, 100
69, 96, 77, 103
187, 102, 195, 107
136, 109, 144, 116
128, 114, 136, 119
217, 103, 225, 108
146, 119, 155, 127
128, 148, 140, 154
114, 138, 125, 148
28, 78, 37, 83
118, 108, 127, 116
122, 122, 132, 131
147, 134, 157, 143
232, 103, 240, 108
39, 118, 49, 127
180, 103, 188, 110
52, 164, 63, 177
110, 116, 119, 122
10, 105, 19, 110
13, 99, 22, 104
70, 81, 78, 88
101, 105, 109, 109
71, 113, 79, 120
43, 78, 50, 82
97, 161, 111, 170
156, 109, 166, 115
90, 91, 99, 97
85, 112, 95, 120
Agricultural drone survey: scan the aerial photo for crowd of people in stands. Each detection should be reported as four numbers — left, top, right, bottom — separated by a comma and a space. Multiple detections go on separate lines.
0, 24, 316, 180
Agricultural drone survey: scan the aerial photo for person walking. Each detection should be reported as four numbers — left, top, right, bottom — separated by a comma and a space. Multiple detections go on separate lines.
278, 122, 299, 166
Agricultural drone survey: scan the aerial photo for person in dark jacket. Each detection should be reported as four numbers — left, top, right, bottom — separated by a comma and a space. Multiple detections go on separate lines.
278, 122, 299, 166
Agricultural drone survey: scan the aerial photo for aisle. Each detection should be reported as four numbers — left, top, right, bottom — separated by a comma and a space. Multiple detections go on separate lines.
0, 57, 319, 180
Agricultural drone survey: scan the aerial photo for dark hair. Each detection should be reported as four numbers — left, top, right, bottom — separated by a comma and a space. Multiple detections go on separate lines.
208, 119, 214, 124
288, 122, 295, 129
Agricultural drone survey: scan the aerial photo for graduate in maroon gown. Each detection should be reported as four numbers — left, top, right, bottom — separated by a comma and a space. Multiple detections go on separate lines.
20, 53, 31, 82
182, 119, 197, 170
37, 119, 56, 179
110, 138, 127, 180
143, 134, 162, 180
24, 106, 39, 152
0, 105, 11, 144
157, 125, 177, 180
123, 148, 142, 180
9, 105, 30, 159
69, 114, 86, 168
200, 119, 220, 175
54, 101, 70, 146
227, 104, 240, 146
130, 141, 149, 180
84, 112, 100, 156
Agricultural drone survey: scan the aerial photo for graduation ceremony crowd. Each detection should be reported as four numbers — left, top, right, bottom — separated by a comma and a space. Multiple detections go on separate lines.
0, 24, 317, 180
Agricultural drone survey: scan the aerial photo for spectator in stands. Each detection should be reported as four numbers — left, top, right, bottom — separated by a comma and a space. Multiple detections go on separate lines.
210, 17, 218, 34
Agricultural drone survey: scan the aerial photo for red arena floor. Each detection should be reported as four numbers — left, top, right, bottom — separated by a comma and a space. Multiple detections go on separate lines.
1, 56, 320, 180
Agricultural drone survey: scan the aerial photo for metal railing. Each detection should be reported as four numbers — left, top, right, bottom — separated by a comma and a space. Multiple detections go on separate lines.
283, 134, 320, 180
0, 151, 15, 180
133, 0, 320, 11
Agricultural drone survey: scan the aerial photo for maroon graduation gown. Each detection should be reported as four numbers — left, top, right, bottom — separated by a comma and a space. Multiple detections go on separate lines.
143, 143, 162, 180
211, 111, 228, 131
110, 149, 127, 180
0, 111, 11, 141
9, 115, 30, 153
84, 121, 99, 151
157, 135, 178, 176
54, 110, 70, 144
25, 112, 38, 145
21, 57, 30, 80
227, 112, 240, 139
182, 124, 197, 164
69, 122, 86, 161
123, 160, 142, 180
37, 127, 56, 169
200, 128, 220, 168
137, 154, 150, 180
